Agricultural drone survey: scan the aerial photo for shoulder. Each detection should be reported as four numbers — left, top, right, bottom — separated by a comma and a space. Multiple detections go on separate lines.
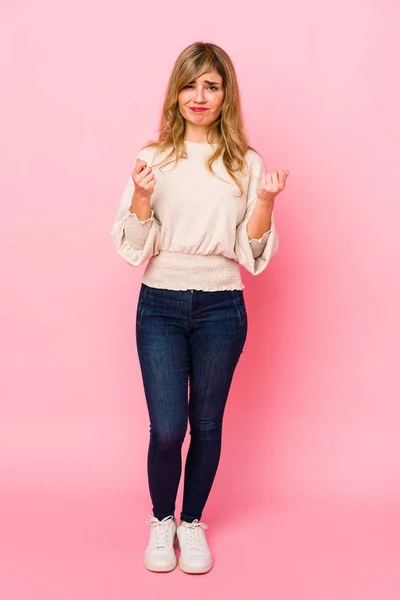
135, 144, 159, 164
135, 143, 174, 169
245, 148, 264, 168
244, 148, 265, 177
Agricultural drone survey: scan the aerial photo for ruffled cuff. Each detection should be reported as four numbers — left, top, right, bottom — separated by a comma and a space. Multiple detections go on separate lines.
249, 228, 271, 259
235, 213, 279, 275
127, 209, 154, 224
123, 209, 155, 250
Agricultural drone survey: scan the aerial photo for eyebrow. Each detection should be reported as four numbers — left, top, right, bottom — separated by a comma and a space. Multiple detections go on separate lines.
188, 80, 222, 85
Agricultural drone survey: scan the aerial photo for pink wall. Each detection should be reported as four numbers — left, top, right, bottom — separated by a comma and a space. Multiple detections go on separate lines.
1, 1, 400, 594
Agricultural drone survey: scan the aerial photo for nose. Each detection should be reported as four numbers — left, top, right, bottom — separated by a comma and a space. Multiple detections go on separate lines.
194, 86, 206, 102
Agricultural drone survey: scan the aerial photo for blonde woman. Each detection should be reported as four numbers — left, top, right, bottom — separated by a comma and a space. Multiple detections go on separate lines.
111, 41, 289, 574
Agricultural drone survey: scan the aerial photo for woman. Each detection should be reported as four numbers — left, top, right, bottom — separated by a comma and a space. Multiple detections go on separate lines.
111, 41, 289, 574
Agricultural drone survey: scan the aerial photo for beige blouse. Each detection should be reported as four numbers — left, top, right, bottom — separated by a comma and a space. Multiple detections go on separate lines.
110, 141, 279, 291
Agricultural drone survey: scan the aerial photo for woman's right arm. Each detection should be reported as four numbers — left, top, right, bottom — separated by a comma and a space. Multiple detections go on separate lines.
110, 155, 161, 266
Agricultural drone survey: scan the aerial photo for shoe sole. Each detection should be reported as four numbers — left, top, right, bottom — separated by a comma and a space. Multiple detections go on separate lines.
178, 559, 213, 574
176, 539, 212, 574
144, 557, 177, 572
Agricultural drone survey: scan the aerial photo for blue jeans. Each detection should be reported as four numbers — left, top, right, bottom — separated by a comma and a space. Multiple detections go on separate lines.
135, 283, 248, 523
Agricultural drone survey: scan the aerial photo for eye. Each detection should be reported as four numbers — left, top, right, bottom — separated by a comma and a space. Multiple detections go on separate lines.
182, 84, 220, 91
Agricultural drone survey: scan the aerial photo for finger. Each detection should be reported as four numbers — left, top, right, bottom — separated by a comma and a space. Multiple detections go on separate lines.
278, 170, 287, 186
142, 177, 156, 191
133, 159, 147, 173
270, 172, 278, 191
138, 166, 152, 181
142, 172, 155, 185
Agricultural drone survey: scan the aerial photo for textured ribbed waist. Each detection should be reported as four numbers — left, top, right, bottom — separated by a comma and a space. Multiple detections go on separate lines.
142, 251, 244, 291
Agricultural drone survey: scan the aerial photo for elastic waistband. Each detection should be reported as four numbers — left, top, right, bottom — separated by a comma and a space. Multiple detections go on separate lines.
142, 251, 244, 291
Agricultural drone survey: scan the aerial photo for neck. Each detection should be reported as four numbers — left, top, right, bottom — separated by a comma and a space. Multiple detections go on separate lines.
183, 124, 220, 145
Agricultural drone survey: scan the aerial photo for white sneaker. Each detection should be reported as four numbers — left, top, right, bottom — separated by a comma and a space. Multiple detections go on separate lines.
176, 519, 213, 574
144, 515, 177, 572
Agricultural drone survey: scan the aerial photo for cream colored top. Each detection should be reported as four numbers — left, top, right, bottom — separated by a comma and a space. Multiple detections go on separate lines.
110, 140, 279, 291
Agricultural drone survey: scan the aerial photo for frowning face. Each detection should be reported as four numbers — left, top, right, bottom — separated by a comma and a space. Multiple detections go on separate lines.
178, 69, 224, 128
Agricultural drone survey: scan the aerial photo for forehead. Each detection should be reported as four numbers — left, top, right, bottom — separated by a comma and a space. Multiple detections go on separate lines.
194, 69, 223, 84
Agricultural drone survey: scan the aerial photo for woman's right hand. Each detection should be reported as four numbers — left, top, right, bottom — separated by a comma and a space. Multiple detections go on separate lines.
131, 158, 156, 201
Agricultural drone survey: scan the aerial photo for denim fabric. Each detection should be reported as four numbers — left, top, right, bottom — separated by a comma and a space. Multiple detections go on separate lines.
135, 283, 248, 523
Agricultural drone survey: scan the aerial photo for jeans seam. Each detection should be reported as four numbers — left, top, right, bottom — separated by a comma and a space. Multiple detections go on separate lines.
137, 285, 148, 325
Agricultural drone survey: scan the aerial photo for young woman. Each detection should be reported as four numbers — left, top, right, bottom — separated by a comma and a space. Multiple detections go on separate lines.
111, 41, 289, 574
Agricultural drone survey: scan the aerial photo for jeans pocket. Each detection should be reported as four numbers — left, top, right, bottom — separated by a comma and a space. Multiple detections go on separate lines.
231, 290, 247, 326
136, 285, 148, 325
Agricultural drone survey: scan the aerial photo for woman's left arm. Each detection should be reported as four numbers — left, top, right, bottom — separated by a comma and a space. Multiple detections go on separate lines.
246, 170, 289, 241
234, 155, 289, 274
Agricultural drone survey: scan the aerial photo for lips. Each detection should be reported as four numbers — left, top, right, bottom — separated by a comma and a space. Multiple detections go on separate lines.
189, 107, 209, 112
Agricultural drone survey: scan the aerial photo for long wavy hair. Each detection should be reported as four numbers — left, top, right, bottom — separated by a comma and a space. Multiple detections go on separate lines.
142, 41, 257, 196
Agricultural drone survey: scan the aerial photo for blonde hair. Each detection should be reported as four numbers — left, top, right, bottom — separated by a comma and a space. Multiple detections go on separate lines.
142, 41, 257, 196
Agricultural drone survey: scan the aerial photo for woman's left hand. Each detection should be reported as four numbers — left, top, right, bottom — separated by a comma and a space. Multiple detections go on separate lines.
257, 170, 290, 206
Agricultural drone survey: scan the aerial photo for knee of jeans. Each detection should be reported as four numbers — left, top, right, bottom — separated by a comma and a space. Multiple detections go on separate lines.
189, 417, 223, 441
150, 426, 186, 450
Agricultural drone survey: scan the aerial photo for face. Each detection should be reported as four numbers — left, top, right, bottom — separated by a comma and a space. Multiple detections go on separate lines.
178, 69, 224, 129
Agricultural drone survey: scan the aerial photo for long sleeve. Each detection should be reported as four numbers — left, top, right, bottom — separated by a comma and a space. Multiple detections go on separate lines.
110, 175, 161, 267
234, 154, 279, 275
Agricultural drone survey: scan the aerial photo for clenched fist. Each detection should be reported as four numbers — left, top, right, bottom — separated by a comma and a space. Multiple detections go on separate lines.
257, 170, 289, 205
131, 158, 156, 199
128, 158, 156, 219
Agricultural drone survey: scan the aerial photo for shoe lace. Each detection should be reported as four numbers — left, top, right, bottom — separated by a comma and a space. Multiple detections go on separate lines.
146, 514, 174, 549
181, 519, 208, 551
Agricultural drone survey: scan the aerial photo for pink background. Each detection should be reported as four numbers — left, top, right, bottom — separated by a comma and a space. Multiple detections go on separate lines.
1, 0, 399, 597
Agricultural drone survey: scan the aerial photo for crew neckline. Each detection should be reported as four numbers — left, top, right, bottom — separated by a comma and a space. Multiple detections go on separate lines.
184, 140, 218, 146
